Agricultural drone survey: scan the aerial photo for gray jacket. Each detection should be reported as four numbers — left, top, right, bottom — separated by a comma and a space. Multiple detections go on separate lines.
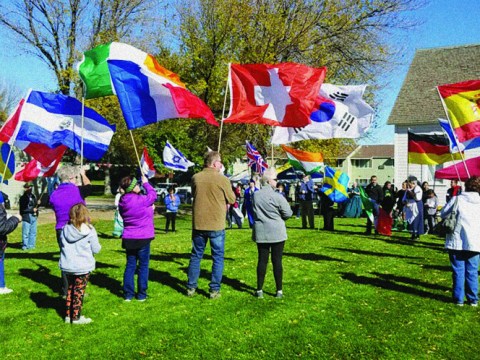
59, 223, 101, 275
252, 186, 293, 243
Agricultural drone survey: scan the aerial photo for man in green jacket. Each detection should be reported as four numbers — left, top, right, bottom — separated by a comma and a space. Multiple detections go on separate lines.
187, 151, 236, 299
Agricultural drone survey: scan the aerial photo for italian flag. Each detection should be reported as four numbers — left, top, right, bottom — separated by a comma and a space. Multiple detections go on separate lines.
77, 42, 184, 99
281, 145, 324, 174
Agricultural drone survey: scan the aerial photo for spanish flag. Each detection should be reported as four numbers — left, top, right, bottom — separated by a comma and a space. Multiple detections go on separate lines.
438, 80, 480, 143
408, 131, 461, 165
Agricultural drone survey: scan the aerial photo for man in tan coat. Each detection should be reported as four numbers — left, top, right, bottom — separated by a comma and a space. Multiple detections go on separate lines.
187, 151, 236, 299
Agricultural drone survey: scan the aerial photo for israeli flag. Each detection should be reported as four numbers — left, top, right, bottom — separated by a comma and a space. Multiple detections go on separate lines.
163, 140, 194, 172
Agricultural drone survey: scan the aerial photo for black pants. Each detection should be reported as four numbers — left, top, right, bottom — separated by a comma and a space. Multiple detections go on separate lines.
56, 229, 68, 296
300, 201, 315, 229
256, 241, 285, 292
165, 212, 177, 232
323, 209, 335, 231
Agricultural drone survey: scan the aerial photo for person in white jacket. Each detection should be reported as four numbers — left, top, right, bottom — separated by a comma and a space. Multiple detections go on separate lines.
441, 176, 480, 307
59, 203, 101, 324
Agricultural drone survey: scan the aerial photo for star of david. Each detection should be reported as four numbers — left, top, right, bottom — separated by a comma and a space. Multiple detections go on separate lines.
172, 155, 182, 163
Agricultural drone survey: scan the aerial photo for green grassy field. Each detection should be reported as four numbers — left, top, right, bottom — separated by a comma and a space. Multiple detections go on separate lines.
1, 214, 479, 359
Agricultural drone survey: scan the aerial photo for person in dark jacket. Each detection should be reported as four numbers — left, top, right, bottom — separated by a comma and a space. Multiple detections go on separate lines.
0, 192, 22, 294
365, 175, 383, 234
19, 183, 39, 250
446, 180, 462, 203
119, 174, 157, 301
320, 191, 335, 231
299, 174, 315, 229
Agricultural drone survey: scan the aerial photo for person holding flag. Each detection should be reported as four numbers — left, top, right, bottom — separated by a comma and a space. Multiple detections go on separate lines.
365, 175, 383, 235
299, 174, 315, 229
118, 174, 157, 302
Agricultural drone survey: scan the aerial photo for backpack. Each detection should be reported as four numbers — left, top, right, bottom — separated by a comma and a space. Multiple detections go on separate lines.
439, 197, 459, 235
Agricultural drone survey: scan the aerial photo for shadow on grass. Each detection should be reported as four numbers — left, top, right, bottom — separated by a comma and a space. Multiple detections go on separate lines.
340, 271, 451, 303
149, 252, 235, 263
97, 232, 121, 240
284, 252, 347, 262
326, 247, 424, 260
371, 272, 450, 292
7, 251, 58, 261
89, 272, 123, 297
19, 264, 60, 294
176, 267, 254, 296
149, 269, 185, 294
30, 291, 64, 319
374, 236, 445, 252
418, 263, 451, 272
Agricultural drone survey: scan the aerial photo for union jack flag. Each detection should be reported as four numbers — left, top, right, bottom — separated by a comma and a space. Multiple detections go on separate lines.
246, 141, 269, 174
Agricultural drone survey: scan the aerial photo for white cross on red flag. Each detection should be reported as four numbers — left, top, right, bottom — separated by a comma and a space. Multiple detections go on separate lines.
224, 63, 327, 127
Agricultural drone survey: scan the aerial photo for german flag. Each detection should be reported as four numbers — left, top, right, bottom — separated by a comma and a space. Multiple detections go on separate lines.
408, 131, 462, 165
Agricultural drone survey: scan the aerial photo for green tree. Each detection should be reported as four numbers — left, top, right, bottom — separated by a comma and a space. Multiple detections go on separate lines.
148, 0, 424, 169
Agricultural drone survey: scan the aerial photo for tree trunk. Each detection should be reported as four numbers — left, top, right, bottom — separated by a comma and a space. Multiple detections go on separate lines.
104, 166, 111, 195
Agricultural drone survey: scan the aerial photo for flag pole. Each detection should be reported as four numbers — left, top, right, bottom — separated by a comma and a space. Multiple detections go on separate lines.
80, 95, 85, 169
217, 64, 231, 152
449, 152, 462, 182
129, 130, 144, 177
436, 86, 471, 178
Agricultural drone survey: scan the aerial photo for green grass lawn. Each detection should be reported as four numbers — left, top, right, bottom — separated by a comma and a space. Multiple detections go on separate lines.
2, 214, 479, 359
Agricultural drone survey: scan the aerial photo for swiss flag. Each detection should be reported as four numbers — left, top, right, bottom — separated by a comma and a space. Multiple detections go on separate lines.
0, 98, 68, 166
224, 63, 327, 127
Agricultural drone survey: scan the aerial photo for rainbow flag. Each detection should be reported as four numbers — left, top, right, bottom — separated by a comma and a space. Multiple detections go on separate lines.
438, 80, 480, 143
78, 42, 217, 129
281, 145, 323, 174
408, 131, 461, 165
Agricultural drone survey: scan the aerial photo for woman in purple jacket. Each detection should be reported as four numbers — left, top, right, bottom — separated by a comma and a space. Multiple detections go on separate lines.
118, 175, 156, 301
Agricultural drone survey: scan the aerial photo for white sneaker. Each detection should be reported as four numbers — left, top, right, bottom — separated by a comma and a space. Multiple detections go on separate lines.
0, 287, 13, 294
65, 316, 92, 324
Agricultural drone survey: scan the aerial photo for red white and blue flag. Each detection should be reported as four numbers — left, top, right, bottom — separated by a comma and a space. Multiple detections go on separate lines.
246, 141, 268, 174
140, 147, 156, 178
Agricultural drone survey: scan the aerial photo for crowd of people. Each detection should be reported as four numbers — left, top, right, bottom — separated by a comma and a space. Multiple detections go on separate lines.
0, 155, 479, 324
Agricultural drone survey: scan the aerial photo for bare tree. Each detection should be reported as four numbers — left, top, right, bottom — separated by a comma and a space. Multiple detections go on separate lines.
0, 0, 160, 95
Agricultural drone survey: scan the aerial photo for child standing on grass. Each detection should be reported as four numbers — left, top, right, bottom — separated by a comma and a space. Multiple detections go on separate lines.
60, 203, 101, 324
0, 193, 22, 295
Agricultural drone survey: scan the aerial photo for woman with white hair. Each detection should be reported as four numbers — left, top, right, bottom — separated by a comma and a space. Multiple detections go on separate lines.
251, 168, 293, 299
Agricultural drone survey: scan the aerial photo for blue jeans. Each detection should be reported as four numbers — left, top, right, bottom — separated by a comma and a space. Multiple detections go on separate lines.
123, 243, 151, 300
0, 250, 5, 288
449, 250, 479, 304
187, 230, 225, 292
22, 214, 38, 250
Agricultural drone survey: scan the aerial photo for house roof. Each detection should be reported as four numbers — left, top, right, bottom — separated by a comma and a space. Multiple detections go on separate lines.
337, 145, 393, 159
387, 44, 480, 126
350, 145, 394, 159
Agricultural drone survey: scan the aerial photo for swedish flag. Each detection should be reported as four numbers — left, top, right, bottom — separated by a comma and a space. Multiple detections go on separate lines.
320, 166, 349, 203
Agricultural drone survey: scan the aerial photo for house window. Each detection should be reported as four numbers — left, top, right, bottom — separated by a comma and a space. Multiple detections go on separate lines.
352, 159, 371, 168
337, 159, 345, 167
384, 158, 394, 166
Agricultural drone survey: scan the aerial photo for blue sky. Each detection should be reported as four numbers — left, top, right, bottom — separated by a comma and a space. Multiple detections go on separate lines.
0, 0, 479, 145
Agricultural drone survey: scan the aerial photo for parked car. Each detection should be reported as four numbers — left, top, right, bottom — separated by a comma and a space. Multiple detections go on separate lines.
152, 182, 177, 201
176, 187, 192, 204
